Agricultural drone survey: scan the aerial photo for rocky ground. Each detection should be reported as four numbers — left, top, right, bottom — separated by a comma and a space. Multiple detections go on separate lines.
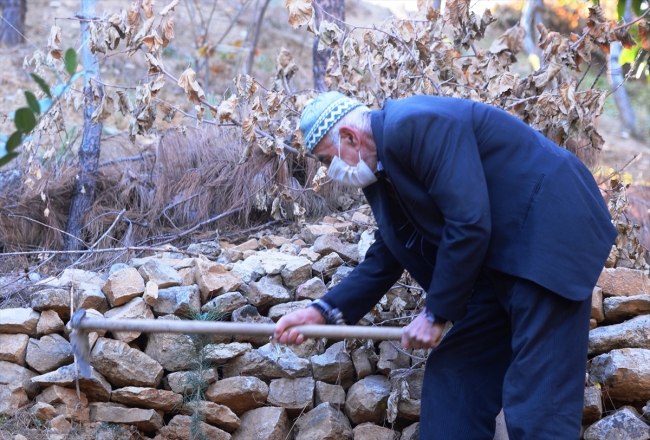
1, 205, 650, 439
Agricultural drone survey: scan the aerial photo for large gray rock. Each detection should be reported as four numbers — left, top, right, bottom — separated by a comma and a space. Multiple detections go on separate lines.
187, 240, 222, 257
345, 375, 391, 425
30, 288, 71, 319
102, 267, 145, 307
592, 286, 605, 322
583, 385, 603, 424
597, 268, 650, 297
180, 400, 241, 432
231, 406, 290, 440
604, 294, 650, 323
267, 300, 311, 322
311, 252, 344, 280
104, 297, 154, 343
267, 377, 315, 418
377, 341, 411, 375
293, 403, 352, 440
203, 342, 252, 364
156, 415, 231, 440
153, 284, 201, 317
89, 402, 163, 432
401, 423, 420, 440
201, 291, 248, 315
280, 256, 313, 290
165, 368, 217, 394
315, 381, 346, 407
138, 259, 182, 288
231, 255, 265, 284
91, 337, 163, 388
0, 308, 40, 336
258, 343, 312, 378
194, 259, 242, 303
313, 234, 359, 263
244, 275, 291, 313
29, 402, 56, 423
36, 310, 64, 336
231, 305, 275, 346
588, 315, 650, 355
351, 346, 376, 379
144, 315, 196, 372
36, 384, 88, 408
0, 333, 29, 365
30, 364, 112, 402
295, 277, 328, 300
590, 348, 650, 404
222, 350, 284, 381
205, 376, 269, 415
25, 334, 74, 374
0, 361, 38, 414
41, 268, 108, 312
311, 341, 354, 389
583, 408, 650, 440
111, 386, 182, 412
353, 423, 399, 440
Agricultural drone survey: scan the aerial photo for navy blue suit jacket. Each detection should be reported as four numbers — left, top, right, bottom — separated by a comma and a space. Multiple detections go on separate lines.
324, 96, 617, 323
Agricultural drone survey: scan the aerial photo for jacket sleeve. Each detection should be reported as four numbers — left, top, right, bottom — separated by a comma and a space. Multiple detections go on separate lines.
393, 110, 491, 322
323, 229, 405, 324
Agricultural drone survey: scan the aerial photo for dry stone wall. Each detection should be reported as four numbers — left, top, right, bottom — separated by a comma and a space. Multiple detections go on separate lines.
1, 208, 649, 439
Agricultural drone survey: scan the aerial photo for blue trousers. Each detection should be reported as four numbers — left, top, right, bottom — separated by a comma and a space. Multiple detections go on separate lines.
419, 269, 591, 439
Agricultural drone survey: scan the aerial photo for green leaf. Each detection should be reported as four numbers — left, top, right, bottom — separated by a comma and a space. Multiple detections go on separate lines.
620, 46, 640, 66
0, 151, 19, 166
24, 91, 40, 114
6, 131, 23, 152
14, 108, 36, 133
64, 48, 78, 77
30, 73, 51, 98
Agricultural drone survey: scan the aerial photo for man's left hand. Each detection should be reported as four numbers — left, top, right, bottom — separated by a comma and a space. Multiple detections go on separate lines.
401, 311, 446, 350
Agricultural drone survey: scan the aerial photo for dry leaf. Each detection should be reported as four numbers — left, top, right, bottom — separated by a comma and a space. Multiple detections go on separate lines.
89, 22, 108, 54
145, 53, 162, 75
143, 0, 154, 18
177, 67, 206, 104
48, 26, 62, 60
91, 94, 115, 124
159, 0, 181, 16
162, 18, 175, 46
142, 31, 164, 52
128, 1, 140, 26
234, 74, 259, 99
640, 22, 650, 52
312, 165, 328, 193
285, 0, 313, 29
116, 91, 133, 115
195, 105, 205, 125
217, 95, 238, 122
395, 20, 415, 43
132, 16, 156, 48
150, 74, 165, 96
241, 115, 257, 143
318, 21, 343, 50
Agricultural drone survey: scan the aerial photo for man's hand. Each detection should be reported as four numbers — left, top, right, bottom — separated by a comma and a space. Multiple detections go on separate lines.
401, 311, 446, 350
273, 307, 326, 345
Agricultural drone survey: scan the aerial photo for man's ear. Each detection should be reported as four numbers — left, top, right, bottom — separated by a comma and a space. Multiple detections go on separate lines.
339, 126, 360, 151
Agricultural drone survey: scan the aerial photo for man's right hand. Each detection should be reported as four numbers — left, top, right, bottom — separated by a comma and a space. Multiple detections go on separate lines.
273, 306, 326, 345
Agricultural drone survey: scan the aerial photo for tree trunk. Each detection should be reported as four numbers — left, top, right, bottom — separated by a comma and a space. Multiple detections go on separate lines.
0, 0, 26, 46
607, 0, 636, 137
312, 0, 345, 91
522, 0, 542, 60
63, 0, 103, 252
245, 0, 271, 76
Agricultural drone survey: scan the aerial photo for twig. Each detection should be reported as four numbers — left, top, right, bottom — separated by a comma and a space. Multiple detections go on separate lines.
590, 63, 608, 89
505, 95, 539, 110
576, 61, 592, 90
99, 152, 156, 167
219, 220, 281, 238
0, 246, 213, 257
612, 9, 650, 31
153, 206, 245, 246
597, 153, 641, 185
89, 209, 126, 250
5, 214, 88, 248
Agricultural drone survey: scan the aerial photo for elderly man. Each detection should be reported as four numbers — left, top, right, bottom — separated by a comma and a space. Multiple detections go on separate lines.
274, 92, 617, 439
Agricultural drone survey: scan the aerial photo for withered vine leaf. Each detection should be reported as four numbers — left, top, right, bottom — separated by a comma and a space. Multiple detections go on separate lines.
285, 0, 313, 29
48, 26, 62, 60
177, 67, 206, 104
217, 95, 238, 122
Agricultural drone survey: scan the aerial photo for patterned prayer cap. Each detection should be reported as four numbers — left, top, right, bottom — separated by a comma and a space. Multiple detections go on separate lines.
299, 92, 362, 152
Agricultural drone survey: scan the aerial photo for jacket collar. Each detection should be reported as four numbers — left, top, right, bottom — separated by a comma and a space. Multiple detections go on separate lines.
370, 109, 386, 167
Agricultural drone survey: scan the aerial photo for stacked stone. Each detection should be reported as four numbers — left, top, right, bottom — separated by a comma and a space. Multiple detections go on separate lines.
583, 266, 650, 440
0, 210, 421, 439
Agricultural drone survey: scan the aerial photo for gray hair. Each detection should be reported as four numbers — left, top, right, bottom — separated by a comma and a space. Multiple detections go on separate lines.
326, 106, 372, 148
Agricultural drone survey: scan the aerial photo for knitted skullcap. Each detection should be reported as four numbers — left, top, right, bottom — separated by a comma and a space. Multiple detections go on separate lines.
299, 91, 362, 152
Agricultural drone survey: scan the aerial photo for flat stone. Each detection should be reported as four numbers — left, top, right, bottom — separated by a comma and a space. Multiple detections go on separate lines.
353, 423, 399, 440
231, 305, 275, 346
260, 235, 291, 248
351, 347, 375, 379
590, 348, 650, 404
165, 369, 217, 395
153, 284, 201, 317
358, 230, 375, 262
138, 259, 182, 288
588, 315, 650, 355
30, 288, 71, 320
267, 377, 314, 417
401, 423, 420, 440
156, 415, 231, 440
111, 386, 183, 412
0, 308, 40, 336
315, 381, 346, 407
104, 297, 154, 343
35, 385, 88, 408
293, 402, 352, 440
30, 402, 56, 423
178, 267, 195, 286
244, 275, 291, 313
180, 400, 241, 432
583, 385, 603, 424
0, 361, 38, 402
345, 375, 391, 425
233, 238, 259, 253
231, 256, 265, 284
328, 266, 354, 288
305, 224, 340, 238
377, 341, 411, 375
279, 243, 301, 255
258, 343, 312, 378
591, 286, 605, 322
203, 342, 252, 364
143, 281, 158, 306
0, 333, 29, 365
194, 260, 242, 303
187, 241, 222, 257
267, 300, 311, 322
313, 234, 359, 263
231, 406, 290, 440
102, 268, 145, 307
201, 292, 248, 316
597, 268, 650, 297
287, 337, 325, 359
311, 252, 344, 280
280, 257, 313, 290
299, 248, 321, 262
144, 315, 196, 372
50, 414, 71, 435
89, 402, 163, 432
74, 283, 108, 313
351, 212, 372, 225
295, 277, 328, 300
584, 408, 650, 440
91, 337, 163, 388
604, 294, 650, 323
25, 334, 74, 374
311, 341, 354, 389
36, 310, 64, 336
205, 376, 269, 415
31, 364, 112, 402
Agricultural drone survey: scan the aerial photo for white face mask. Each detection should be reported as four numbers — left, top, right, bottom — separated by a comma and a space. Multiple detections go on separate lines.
327, 135, 378, 188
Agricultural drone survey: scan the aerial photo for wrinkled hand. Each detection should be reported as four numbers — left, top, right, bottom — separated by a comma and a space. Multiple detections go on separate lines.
401, 312, 446, 350
273, 307, 326, 345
